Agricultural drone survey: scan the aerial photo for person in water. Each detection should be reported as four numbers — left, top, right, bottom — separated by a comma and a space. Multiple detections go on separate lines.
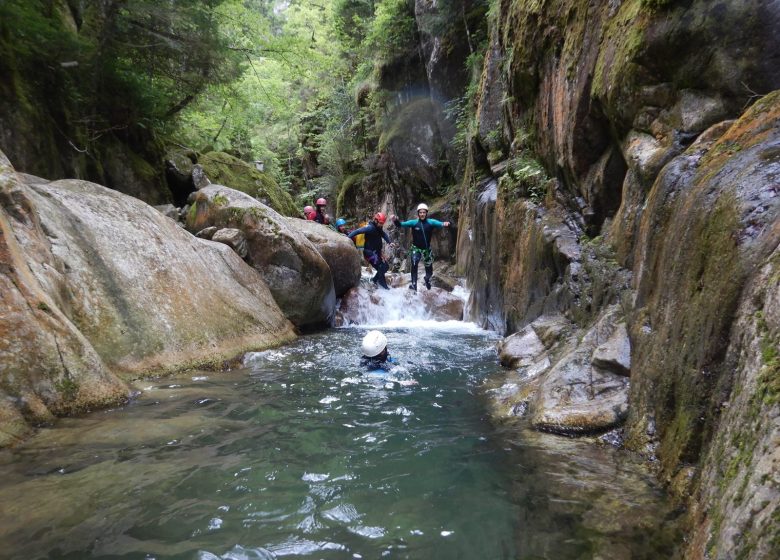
360, 330, 396, 371
313, 197, 330, 225
391, 203, 450, 291
348, 212, 391, 289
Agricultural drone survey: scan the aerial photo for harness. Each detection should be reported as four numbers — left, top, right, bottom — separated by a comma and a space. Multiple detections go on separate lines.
410, 244, 434, 265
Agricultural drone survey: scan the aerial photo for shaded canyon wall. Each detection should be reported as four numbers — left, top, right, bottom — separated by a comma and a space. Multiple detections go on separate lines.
454, 0, 779, 557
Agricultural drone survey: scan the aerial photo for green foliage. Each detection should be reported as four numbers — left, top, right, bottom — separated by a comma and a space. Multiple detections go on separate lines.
0, 0, 245, 189
498, 140, 549, 203
199, 152, 298, 216
365, 0, 417, 62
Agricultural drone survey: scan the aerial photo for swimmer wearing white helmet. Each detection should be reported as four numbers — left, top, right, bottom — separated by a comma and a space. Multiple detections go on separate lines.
360, 330, 396, 370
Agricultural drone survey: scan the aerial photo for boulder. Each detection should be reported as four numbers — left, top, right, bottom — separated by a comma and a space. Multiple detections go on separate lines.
154, 204, 179, 221
528, 307, 631, 435
0, 151, 296, 444
419, 287, 464, 321
186, 185, 336, 328
287, 218, 362, 297
198, 152, 298, 217
530, 348, 630, 435
196, 226, 218, 240
212, 227, 248, 259
530, 314, 572, 348
591, 322, 631, 376
497, 326, 546, 369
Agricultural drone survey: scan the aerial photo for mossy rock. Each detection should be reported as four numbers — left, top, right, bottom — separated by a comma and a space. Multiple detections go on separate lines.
336, 171, 366, 216
199, 151, 298, 217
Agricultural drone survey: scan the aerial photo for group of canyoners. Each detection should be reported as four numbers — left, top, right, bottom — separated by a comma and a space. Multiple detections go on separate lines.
303, 198, 450, 292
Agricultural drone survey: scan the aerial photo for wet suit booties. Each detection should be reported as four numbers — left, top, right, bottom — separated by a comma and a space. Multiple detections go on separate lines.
392, 216, 446, 290
348, 222, 391, 289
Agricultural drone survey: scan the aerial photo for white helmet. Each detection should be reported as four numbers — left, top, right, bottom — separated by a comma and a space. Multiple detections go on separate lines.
361, 330, 387, 357
417, 203, 429, 212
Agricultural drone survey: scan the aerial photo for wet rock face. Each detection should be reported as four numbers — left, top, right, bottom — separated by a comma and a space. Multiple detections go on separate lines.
187, 185, 336, 328
287, 218, 362, 298
0, 151, 297, 445
462, 0, 779, 554
489, 308, 631, 435
497, 327, 545, 369
689, 246, 780, 560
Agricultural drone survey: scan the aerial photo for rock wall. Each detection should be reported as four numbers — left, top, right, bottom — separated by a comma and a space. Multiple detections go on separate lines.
458, 0, 780, 556
0, 150, 296, 446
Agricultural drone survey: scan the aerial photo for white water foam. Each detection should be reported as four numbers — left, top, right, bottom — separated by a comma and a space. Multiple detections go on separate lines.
340, 273, 487, 333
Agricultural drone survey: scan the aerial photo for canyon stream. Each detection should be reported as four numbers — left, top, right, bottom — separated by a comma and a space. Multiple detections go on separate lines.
0, 286, 681, 559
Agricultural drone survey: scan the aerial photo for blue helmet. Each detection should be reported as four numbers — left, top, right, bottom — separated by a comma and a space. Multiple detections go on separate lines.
335, 218, 347, 227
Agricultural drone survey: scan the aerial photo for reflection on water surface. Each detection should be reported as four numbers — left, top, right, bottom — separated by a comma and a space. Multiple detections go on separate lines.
0, 324, 679, 559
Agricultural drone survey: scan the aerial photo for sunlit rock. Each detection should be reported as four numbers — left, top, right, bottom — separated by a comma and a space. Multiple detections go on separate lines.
288, 217, 361, 297
186, 185, 335, 328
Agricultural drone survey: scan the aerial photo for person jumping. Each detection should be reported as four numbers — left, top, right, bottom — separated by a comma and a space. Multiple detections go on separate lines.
348, 212, 391, 289
391, 203, 450, 291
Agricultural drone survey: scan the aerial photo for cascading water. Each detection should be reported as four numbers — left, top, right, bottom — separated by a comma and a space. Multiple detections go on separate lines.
0, 281, 679, 559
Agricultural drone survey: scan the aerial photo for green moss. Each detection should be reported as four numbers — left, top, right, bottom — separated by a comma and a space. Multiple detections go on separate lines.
212, 193, 228, 207
187, 202, 198, 224
199, 151, 298, 216
336, 171, 365, 216
590, 0, 648, 117
37, 301, 51, 313
55, 377, 79, 400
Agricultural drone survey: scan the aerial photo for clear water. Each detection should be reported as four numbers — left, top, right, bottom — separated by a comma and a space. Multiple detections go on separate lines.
0, 293, 679, 559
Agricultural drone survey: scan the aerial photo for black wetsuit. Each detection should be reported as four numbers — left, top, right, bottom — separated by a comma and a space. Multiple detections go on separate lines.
348, 221, 391, 289
360, 354, 396, 371
314, 208, 328, 224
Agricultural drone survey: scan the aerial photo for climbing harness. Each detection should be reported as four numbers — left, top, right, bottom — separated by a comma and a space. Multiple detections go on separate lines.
410, 217, 434, 265
410, 244, 434, 266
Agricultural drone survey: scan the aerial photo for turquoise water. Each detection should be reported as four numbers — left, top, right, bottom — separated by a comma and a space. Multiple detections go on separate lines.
0, 322, 678, 559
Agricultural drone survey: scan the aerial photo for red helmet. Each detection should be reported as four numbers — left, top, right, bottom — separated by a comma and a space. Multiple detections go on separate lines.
303, 205, 313, 213
374, 212, 386, 225
316, 197, 327, 206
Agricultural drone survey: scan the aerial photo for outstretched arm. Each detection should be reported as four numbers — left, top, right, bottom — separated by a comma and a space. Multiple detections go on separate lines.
391, 215, 417, 228
428, 219, 451, 228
